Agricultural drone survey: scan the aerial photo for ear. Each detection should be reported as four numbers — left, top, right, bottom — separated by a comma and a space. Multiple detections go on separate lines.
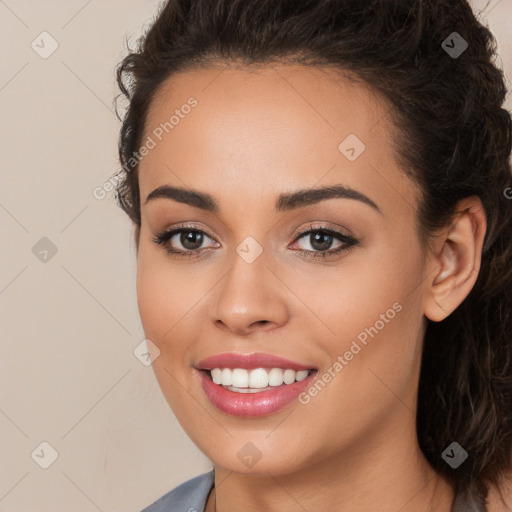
424, 196, 487, 322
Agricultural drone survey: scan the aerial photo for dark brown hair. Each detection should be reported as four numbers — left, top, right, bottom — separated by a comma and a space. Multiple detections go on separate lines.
114, 0, 512, 503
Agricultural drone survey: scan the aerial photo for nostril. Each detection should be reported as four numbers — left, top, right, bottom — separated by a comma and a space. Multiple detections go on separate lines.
250, 320, 270, 327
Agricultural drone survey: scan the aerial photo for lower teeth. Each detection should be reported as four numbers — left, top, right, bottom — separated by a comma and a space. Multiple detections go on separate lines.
223, 385, 275, 393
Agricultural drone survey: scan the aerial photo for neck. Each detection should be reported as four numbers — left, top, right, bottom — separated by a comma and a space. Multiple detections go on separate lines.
206, 412, 454, 512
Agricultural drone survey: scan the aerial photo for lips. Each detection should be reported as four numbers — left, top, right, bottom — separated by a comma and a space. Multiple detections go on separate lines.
197, 352, 315, 371
195, 352, 317, 417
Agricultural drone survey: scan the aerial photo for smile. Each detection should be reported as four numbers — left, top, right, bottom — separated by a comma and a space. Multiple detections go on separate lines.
196, 353, 318, 417
210, 367, 310, 391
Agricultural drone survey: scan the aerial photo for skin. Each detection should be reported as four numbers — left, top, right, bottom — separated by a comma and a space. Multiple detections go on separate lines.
135, 63, 487, 512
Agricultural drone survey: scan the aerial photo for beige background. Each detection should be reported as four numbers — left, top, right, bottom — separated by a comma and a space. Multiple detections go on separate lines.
1, 1, 511, 511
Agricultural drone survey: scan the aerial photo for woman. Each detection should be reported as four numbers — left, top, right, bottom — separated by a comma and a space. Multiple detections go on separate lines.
114, 0, 512, 510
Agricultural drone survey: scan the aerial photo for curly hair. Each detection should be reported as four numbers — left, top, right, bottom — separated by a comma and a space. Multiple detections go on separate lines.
114, 0, 512, 504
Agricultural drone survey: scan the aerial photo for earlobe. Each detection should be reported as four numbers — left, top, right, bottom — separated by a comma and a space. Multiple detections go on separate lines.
424, 196, 487, 322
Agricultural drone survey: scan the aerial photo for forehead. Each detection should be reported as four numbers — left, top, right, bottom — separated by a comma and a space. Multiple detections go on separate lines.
138, 63, 415, 216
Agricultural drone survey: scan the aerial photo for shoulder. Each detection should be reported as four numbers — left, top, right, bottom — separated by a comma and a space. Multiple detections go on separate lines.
141, 470, 215, 512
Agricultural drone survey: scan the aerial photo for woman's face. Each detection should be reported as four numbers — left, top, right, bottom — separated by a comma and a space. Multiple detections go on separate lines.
136, 64, 432, 475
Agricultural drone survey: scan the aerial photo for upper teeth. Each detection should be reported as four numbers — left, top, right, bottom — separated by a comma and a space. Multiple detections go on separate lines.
210, 368, 309, 388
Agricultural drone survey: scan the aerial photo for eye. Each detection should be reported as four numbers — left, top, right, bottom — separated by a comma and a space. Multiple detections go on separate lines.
291, 225, 358, 259
152, 223, 358, 260
152, 224, 219, 258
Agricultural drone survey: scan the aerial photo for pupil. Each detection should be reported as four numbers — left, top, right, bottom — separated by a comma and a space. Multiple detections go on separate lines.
311, 231, 332, 251
181, 230, 203, 250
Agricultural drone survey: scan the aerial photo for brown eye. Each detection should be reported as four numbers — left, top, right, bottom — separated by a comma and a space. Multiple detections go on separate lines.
152, 226, 219, 258
291, 226, 358, 260
307, 231, 335, 251
180, 230, 204, 250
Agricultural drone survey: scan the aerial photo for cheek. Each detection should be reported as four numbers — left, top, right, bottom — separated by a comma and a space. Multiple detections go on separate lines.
136, 243, 186, 344
304, 233, 424, 367
291, 239, 421, 343
136, 251, 166, 339
311, 240, 425, 406
135, 240, 214, 380
135, 245, 201, 408
287, 253, 425, 455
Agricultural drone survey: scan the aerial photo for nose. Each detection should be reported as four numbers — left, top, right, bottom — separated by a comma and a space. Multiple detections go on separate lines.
213, 251, 289, 336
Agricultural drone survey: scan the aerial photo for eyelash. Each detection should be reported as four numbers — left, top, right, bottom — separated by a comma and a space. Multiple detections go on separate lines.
152, 223, 359, 260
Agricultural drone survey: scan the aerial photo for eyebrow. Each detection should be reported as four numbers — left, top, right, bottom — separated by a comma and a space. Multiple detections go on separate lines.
144, 184, 381, 214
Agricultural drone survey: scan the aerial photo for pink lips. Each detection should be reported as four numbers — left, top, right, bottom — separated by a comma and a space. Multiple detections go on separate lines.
196, 352, 316, 417
197, 352, 314, 371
